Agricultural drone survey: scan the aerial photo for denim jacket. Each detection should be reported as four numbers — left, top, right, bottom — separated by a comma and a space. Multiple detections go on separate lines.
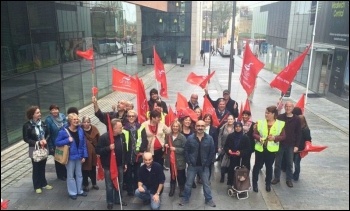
184, 133, 215, 167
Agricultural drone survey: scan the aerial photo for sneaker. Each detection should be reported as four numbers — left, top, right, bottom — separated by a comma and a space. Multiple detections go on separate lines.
205, 200, 216, 207
271, 179, 280, 185
43, 185, 53, 190
69, 195, 77, 200
35, 188, 42, 194
286, 180, 293, 188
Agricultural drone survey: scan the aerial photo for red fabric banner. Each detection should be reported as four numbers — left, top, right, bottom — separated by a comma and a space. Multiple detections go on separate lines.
112, 67, 138, 94
240, 42, 265, 96
167, 136, 177, 180
165, 106, 176, 127
186, 71, 216, 89
76, 48, 94, 60
295, 93, 305, 114
202, 96, 220, 127
244, 98, 251, 112
270, 45, 311, 94
300, 141, 328, 158
153, 46, 168, 98
107, 114, 119, 190
96, 156, 104, 181
176, 93, 189, 111
237, 101, 244, 122
136, 76, 149, 123
176, 108, 198, 122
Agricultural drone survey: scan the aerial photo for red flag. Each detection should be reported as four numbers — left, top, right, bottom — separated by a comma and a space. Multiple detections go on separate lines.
237, 101, 243, 121
270, 45, 311, 94
186, 71, 216, 89
153, 46, 168, 98
76, 48, 94, 60
107, 114, 119, 190
300, 141, 327, 158
136, 76, 149, 123
176, 108, 198, 122
244, 98, 251, 112
240, 42, 264, 96
112, 67, 138, 94
167, 136, 177, 180
92, 86, 98, 96
295, 94, 305, 114
202, 96, 220, 127
96, 156, 104, 181
1, 199, 9, 210
176, 93, 189, 111
165, 106, 176, 127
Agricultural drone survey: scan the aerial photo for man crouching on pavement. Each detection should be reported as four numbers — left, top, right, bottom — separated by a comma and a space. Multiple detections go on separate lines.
135, 152, 165, 210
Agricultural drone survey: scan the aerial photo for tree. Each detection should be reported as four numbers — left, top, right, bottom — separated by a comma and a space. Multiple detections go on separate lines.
212, 2, 238, 35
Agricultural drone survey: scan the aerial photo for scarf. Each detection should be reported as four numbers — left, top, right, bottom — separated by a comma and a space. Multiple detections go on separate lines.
242, 118, 253, 134
232, 122, 243, 150
51, 113, 65, 129
30, 119, 45, 140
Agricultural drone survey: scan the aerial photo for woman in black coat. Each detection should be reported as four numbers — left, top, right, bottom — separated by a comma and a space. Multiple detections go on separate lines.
224, 121, 251, 186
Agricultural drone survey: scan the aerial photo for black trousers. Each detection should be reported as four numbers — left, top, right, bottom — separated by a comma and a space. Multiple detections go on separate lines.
125, 162, 141, 194
82, 166, 97, 186
170, 169, 186, 187
54, 160, 67, 179
31, 158, 48, 189
252, 150, 276, 186
153, 149, 164, 167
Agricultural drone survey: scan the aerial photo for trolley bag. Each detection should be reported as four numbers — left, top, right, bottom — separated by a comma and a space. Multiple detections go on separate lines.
233, 165, 250, 192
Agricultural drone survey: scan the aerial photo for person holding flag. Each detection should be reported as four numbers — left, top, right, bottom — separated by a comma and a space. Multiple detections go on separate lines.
164, 120, 187, 197
96, 119, 129, 210
148, 88, 168, 114
204, 89, 239, 119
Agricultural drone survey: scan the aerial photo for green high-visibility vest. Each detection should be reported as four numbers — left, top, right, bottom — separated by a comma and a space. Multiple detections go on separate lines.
255, 119, 285, 152
122, 129, 130, 151
136, 125, 145, 152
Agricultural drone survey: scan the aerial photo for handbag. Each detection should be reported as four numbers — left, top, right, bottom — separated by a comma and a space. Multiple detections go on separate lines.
33, 141, 48, 162
220, 153, 230, 167
54, 128, 70, 165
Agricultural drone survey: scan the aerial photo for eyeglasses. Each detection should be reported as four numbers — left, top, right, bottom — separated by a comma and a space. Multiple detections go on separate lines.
127, 115, 135, 117
196, 125, 205, 127
82, 122, 91, 124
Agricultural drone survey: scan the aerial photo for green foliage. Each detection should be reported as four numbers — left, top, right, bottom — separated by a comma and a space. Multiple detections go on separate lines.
212, 2, 237, 34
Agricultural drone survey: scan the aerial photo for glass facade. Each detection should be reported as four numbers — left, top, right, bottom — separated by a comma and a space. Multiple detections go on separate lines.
140, 1, 192, 64
1, 1, 149, 149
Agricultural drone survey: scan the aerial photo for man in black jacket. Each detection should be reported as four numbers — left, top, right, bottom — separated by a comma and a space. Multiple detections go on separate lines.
204, 88, 239, 119
135, 152, 165, 210
96, 119, 129, 210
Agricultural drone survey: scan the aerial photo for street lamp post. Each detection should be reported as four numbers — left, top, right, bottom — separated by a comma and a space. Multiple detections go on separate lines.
228, 1, 236, 91
208, 1, 214, 82
204, 10, 208, 66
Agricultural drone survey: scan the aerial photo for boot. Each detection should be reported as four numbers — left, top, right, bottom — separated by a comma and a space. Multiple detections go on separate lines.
179, 185, 184, 197
169, 184, 175, 197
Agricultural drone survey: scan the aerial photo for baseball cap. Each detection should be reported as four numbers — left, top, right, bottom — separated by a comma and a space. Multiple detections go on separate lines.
223, 89, 230, 94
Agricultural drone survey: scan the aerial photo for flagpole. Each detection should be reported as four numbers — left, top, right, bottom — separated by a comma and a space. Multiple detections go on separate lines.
305, 1, 319, 106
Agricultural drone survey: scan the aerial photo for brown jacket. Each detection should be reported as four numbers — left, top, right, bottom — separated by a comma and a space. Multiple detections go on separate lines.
82, 125, 100, 170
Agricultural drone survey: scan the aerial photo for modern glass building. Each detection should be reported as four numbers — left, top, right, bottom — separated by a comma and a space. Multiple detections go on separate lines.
1, 1, 202, 149
251, 1, 349, 107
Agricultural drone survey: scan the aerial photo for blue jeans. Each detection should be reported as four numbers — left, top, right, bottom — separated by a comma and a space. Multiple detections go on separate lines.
183, 165, 212, 202
274, 145, 294, 181
104, 166, 124, 205
66, 159, 83, 196
135, 185, 160, 210
293, 153, 301, 180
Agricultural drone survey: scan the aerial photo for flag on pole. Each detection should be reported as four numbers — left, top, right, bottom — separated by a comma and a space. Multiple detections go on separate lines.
136, 76, 149, 123
240, 42, 264, 96
270, 45, 311, 94
243, 98, 251, 113
167, 136, 177, 180
202, 96, 220, 127
176, 93, 189, 111
295, 93, 305, 114
153, 46, 168, 98
186, 71, 216, 89
107, 113, 119, 190
112, 67, 138, 94
300, 141, 328, 158
165, 106, 176, 127
76, 48, 94, 60
237, 101, 244, 121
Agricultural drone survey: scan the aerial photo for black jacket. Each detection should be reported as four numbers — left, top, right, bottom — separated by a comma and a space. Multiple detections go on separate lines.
23, 120, 50, 147
206, 95, 239, 119
96, 132, 129, 168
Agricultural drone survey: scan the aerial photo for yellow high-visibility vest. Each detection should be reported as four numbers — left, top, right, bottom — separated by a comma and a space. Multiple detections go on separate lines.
255, 119, 285, 152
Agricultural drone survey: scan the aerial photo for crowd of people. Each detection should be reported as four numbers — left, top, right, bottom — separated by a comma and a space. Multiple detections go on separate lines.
22, 87, 310, 209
